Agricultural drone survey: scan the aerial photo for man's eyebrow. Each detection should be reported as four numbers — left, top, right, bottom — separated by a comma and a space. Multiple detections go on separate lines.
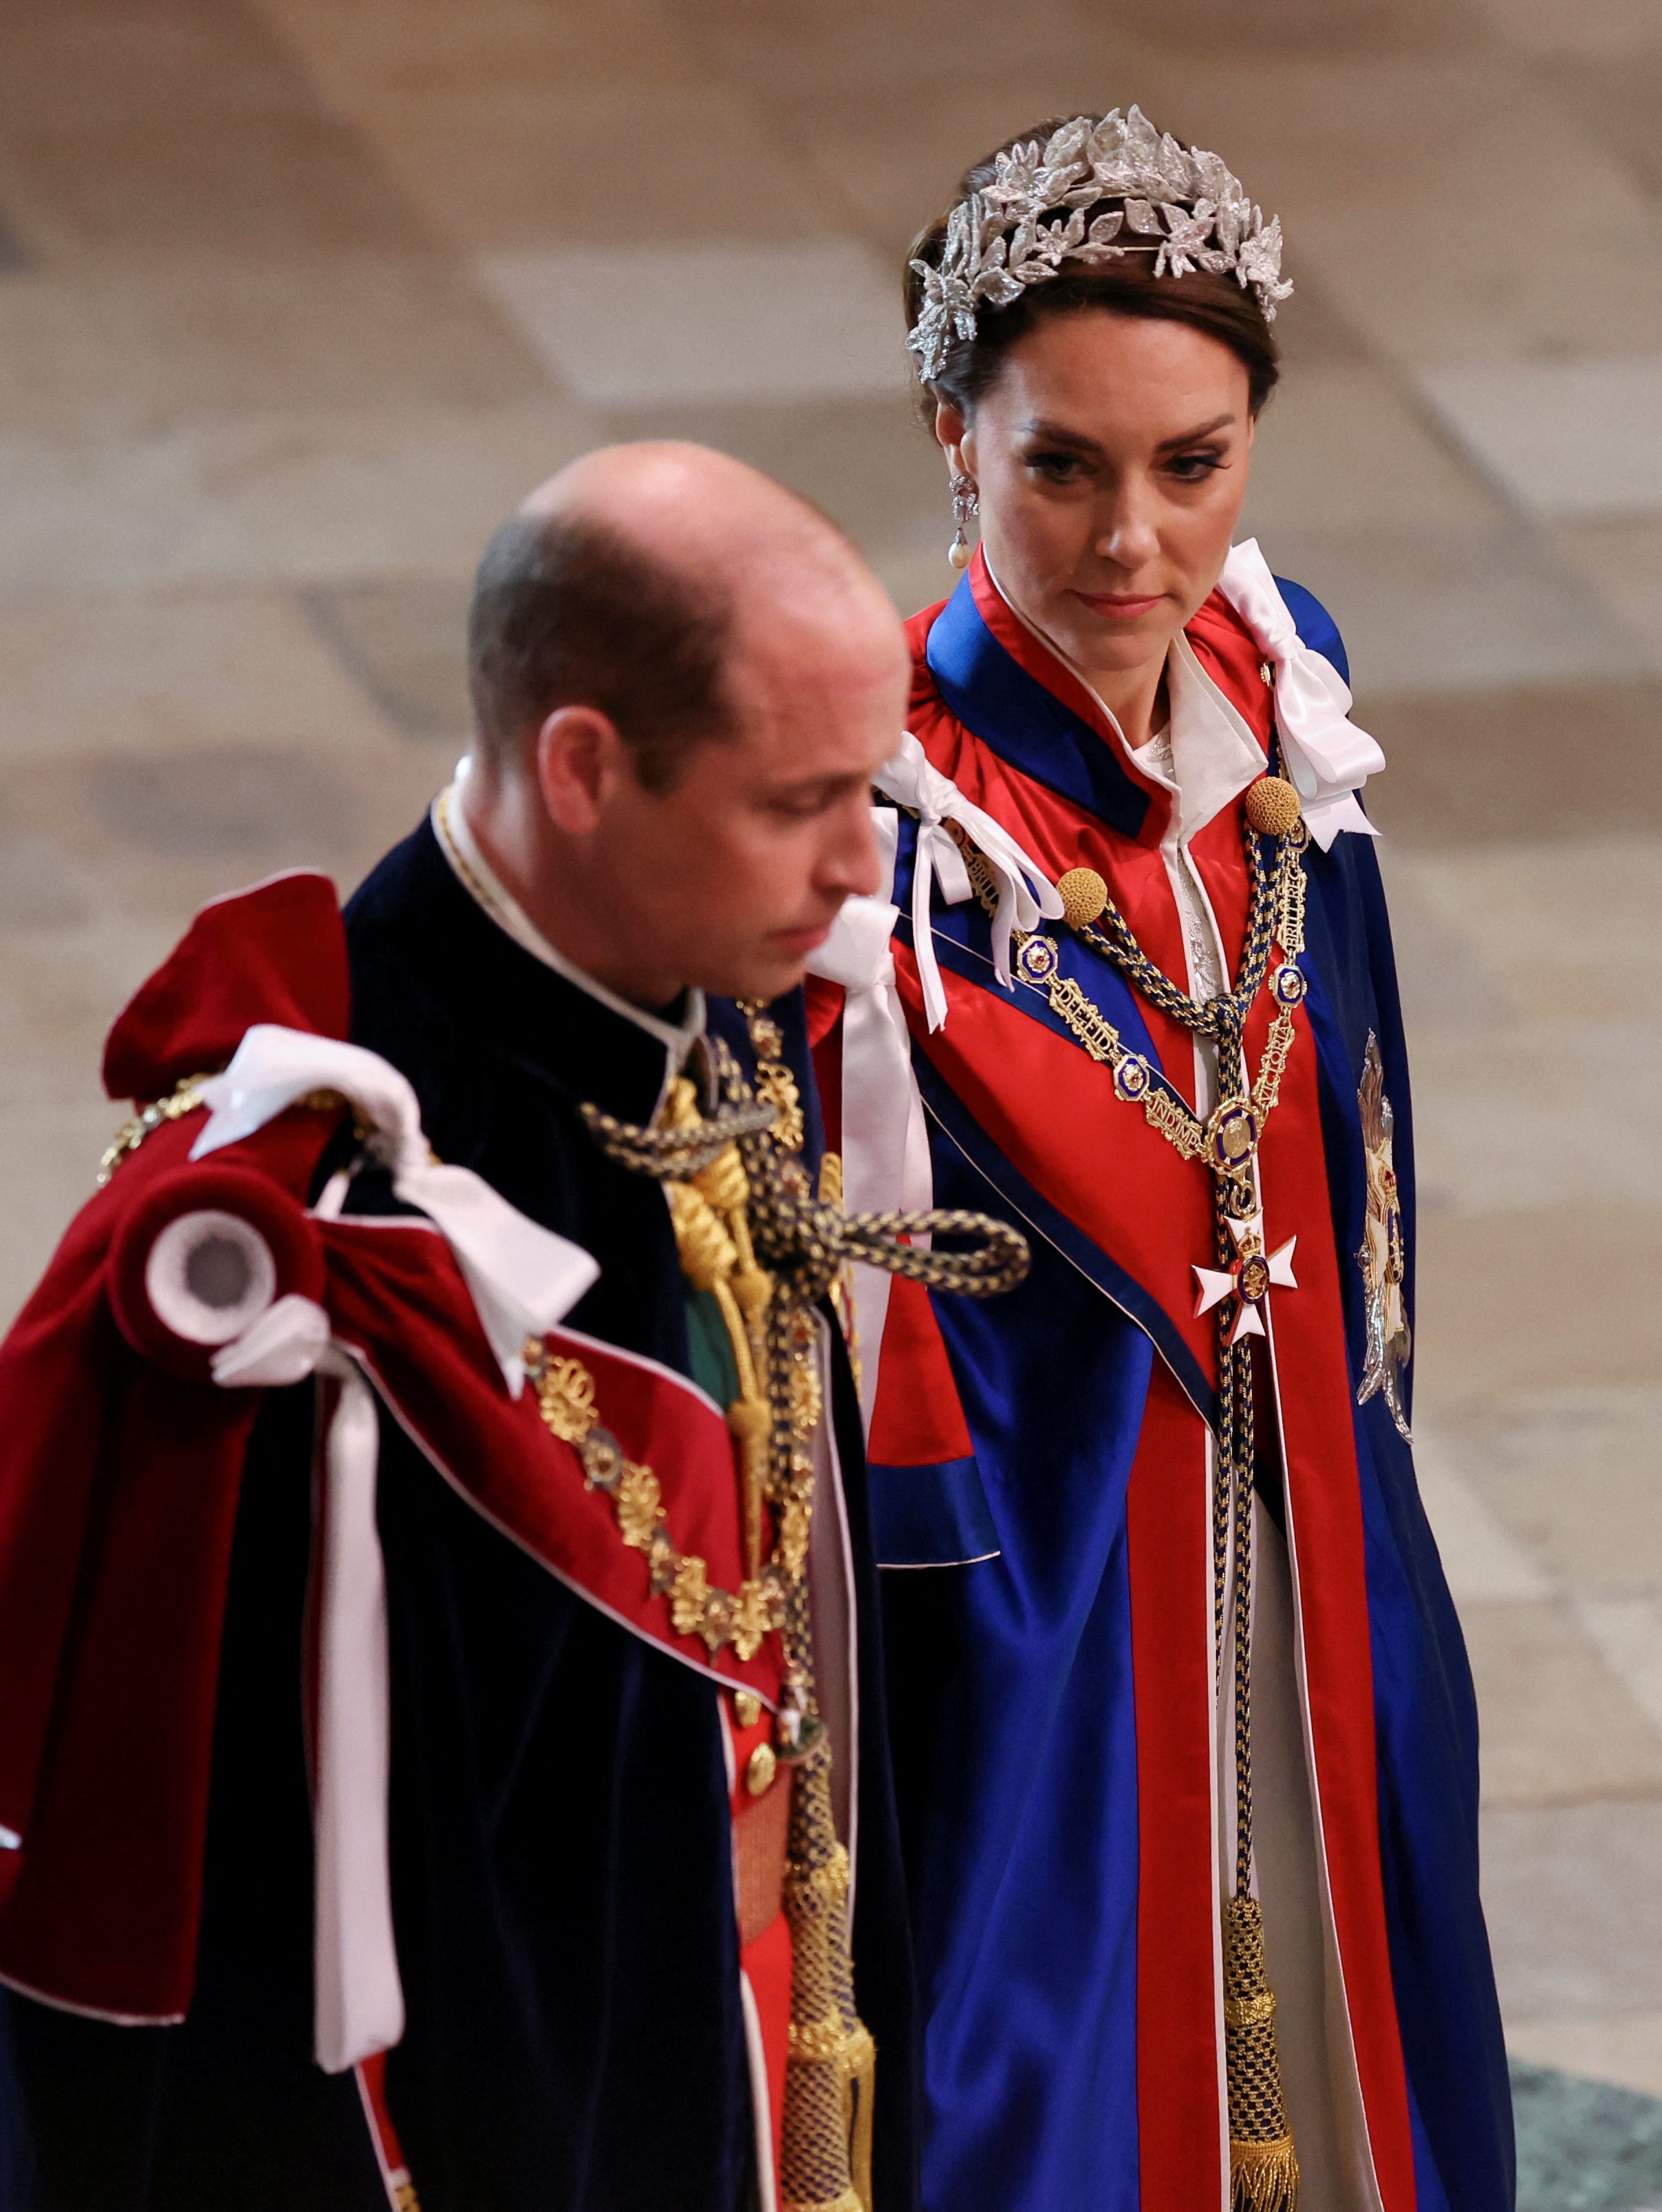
765, 768, 870, 797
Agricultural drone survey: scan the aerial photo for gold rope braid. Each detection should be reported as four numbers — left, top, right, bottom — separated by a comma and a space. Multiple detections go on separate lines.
581, 1018, 1028, 2212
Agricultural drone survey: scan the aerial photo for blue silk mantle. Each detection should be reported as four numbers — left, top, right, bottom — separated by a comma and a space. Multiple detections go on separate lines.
856, 565, 1514, 2212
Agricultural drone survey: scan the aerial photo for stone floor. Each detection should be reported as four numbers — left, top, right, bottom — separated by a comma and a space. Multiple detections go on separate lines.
1, 0, 1659, 2195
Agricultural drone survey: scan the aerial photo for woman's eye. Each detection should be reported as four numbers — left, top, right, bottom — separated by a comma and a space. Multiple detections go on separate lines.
1166, 449, 1225, 481
1027, 451, 1084, 484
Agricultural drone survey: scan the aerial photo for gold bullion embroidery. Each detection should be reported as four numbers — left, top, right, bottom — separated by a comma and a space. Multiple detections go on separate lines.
525, 1337, 784, 1661
1355, 1031, 1412, 1442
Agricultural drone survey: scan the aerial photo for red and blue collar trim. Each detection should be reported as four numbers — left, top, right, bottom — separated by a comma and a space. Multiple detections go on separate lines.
921, 550, 1353, 845
909, 1038, 1217, 1427
922, 555, 1167, 843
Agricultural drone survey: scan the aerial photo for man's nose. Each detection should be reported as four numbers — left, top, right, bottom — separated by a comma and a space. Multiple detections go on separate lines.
819, 799, 885, 903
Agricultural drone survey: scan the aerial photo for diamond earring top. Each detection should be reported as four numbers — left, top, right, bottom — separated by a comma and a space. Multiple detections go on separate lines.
948, 473, 979, 570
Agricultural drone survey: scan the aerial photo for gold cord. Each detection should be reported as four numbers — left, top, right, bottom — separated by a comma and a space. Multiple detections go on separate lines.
579, 1010, 1028, 2212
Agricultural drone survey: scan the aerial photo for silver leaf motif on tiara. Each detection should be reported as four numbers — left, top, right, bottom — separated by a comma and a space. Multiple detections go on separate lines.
907, 105, 1295, 384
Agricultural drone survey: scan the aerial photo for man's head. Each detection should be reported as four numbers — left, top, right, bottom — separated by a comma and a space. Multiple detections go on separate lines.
462, 442, 909, 1008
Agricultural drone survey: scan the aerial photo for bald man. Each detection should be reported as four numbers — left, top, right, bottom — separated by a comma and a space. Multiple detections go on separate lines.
0, 447, 925, 2212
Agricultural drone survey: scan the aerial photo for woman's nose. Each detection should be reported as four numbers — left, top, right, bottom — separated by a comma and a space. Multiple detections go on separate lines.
1093, 487, 1161, 569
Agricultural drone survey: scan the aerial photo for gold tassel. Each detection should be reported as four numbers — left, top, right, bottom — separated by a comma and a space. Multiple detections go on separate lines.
1222, 1896, 1299, 2212
724, 1394, 771, 1579
1231, 2138, 1299, 2212
648, 1043, 881, 2212
847, 2017, 876, 2211
779, 1786, 874, 2212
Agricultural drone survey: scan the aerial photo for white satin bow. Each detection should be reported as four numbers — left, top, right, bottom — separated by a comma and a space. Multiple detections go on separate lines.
190, 1026, 598, 2074
874, 731, 1063, 1032
1216, 539, 1385, 852
195, 1025, 597, 1396
808, 748, 1057, 1422
808, 814, 935, 1424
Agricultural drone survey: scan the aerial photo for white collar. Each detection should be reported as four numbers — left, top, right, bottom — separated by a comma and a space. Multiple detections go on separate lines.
983, 557, 1264, 849
431, 772, 706, 1077
1125, 632, 1266, 849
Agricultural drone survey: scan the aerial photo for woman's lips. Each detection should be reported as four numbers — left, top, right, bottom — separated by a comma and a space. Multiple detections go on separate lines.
1072, 589, 1166, 617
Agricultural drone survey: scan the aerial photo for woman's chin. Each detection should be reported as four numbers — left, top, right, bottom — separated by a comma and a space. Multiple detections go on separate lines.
1051, 607, 1178, 673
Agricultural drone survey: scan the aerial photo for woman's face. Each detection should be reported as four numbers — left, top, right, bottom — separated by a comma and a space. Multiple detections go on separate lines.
940, 309, 1255, 683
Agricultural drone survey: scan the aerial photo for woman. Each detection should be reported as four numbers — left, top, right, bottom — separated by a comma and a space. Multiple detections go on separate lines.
806, 111, 1512, 2212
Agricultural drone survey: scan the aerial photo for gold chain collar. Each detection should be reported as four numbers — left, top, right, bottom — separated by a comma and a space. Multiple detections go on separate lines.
962, 822, 1308, 1195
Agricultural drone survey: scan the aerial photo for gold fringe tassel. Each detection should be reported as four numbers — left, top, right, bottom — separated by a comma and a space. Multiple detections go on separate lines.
780, 1812, 876, 2212
1222, 1896, 1299, 2212
1231, 2136, 1300, 2212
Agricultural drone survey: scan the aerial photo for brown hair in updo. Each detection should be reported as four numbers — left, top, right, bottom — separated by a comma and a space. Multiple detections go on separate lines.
904, 116, 1282, 426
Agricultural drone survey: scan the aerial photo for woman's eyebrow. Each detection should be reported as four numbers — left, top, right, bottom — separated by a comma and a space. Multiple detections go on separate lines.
1154, 413, 1236, 451
1019, 418, 1104, 453
1019, 411, 1240, 455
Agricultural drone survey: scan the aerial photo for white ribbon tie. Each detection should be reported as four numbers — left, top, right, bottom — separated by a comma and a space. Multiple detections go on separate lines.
191, 1027, 599, 2071
1216, 539, 1384, 852
874, 732, 1062, 1033
810, 750, 1057, 1421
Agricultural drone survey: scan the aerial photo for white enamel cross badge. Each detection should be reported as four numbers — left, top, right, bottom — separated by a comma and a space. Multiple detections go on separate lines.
1192, 1211, 1298, 1345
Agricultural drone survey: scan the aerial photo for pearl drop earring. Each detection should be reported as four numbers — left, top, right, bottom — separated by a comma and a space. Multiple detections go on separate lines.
948, 474, 979, 570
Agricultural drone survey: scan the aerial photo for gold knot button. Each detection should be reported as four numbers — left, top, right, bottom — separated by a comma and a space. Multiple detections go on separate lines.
1056, 866, 1108, 931
744, 1741, 778, 1797
1244, 775, 1302, 838
731, 1689, 762, 1731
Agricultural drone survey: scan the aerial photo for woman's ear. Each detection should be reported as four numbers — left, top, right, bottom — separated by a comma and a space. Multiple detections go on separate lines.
934, 399, 970, 478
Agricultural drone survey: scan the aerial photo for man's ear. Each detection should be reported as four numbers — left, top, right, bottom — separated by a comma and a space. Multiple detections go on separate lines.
535, 705, 628, 836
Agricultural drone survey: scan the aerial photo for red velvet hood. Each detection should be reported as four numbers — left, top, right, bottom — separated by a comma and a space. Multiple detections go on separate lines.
0, 873, 777, 2026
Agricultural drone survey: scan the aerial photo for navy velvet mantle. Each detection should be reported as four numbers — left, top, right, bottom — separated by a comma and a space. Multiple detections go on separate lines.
0, 821, 918, 2212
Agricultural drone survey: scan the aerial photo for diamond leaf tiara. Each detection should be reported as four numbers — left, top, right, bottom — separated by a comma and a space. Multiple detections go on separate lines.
907, 107, 1293, 385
